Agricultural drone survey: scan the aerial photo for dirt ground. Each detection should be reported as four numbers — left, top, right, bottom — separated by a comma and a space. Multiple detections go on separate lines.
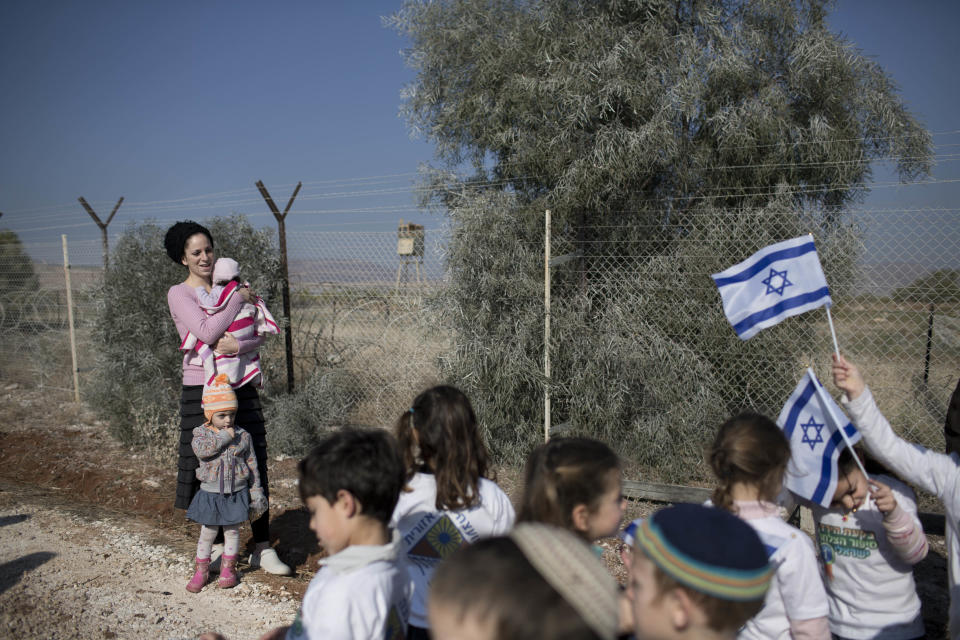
0, 386, 951, 638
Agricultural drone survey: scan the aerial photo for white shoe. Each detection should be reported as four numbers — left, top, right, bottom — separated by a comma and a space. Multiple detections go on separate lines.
249, 547, 292, 576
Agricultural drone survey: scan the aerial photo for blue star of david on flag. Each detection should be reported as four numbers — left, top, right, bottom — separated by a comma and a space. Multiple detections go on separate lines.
712, 236, 832, 340
799, 415, 824, 450
777, 369, 861, 507
762, 268, 793, 296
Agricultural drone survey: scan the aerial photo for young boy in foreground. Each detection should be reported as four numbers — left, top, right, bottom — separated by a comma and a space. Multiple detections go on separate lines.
628, 503, 773, 640
428, 522, 620, 640
265, 428, 412, 640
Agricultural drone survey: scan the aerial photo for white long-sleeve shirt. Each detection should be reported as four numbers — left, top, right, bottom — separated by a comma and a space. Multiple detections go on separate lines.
844, 386, 957, 639
390, 473, 516, 628
808, 474, 925, 639
285, 530, 412, 640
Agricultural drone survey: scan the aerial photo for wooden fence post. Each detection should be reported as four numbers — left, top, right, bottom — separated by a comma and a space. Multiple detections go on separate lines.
62, 235, 80, 403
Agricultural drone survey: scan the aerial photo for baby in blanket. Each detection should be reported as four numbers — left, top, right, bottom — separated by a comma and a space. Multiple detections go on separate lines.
181, 257, 280, 389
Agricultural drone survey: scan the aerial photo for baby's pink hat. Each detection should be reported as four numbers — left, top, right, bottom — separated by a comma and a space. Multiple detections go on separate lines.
212, 257, 239, 283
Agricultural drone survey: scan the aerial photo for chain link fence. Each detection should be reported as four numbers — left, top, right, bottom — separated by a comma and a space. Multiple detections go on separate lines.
0, 236, 103, 395
284, 230, 449, 427
547, 208, 959, 471
1, 209, 957, 482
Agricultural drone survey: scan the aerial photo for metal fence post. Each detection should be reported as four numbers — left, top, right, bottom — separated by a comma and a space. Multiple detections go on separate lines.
544, 209, 551, 443
256, 180, 301, 393
78, 197, 123, 271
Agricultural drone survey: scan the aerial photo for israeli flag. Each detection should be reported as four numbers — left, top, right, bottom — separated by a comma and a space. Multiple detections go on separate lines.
712, 236, 831, 340
776, 369, 860, 507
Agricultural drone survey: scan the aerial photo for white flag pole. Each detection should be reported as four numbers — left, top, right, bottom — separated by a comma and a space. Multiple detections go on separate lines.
807, 368, 869, 481
807, 232, 841, 359
825, 306, 841, 359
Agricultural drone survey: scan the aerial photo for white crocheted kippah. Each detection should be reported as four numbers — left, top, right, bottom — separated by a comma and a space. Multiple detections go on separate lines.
509, 523, 619, 640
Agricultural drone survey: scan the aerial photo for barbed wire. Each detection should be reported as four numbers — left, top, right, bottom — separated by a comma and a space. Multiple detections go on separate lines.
7, 127, 960, 220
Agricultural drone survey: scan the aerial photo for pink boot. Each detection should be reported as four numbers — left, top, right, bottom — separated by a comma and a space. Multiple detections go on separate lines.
218, 554, 239, 589
186, 557, 211, 593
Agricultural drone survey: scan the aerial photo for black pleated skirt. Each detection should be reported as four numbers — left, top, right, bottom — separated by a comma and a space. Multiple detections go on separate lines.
175, 384, 270, 529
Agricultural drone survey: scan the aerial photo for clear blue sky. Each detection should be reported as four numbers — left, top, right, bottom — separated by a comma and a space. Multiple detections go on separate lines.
1, 1, 958, 266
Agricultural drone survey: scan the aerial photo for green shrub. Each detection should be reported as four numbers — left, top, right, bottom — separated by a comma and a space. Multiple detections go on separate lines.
88, 215, 283, 450
0, 229, 40, 294
264, 367, 359, 456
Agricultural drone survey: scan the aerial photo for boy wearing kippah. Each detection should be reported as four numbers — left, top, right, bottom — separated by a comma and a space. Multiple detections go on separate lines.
628, 504, 773, 640
428, 523, 621, 640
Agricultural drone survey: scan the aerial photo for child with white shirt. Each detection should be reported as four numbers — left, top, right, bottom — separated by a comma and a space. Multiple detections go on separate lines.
270, 429, 411, 640
627, 503, 774, 640
803, 445, 927, 640
517, 436, 626, 544
831, 354, 955, 638
391, 385, 516, 639
709, 412, 830, 640
429, 523, 621, 640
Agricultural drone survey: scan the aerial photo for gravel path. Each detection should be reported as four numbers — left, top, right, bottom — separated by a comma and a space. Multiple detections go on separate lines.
0, 482, 298, 640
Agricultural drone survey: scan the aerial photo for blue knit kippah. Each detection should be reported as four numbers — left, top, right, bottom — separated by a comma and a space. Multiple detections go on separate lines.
633, 504, 772, 602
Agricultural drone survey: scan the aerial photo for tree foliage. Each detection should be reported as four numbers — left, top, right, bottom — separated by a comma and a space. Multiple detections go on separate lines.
0, 230, 39, 295
391, 0, 932, 474
264, 367, 359, 456
88, 215, 283, 449
392, 0, 930, 218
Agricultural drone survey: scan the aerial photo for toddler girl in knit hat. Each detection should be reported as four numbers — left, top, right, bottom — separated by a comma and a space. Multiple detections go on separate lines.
184, 373, 268, 592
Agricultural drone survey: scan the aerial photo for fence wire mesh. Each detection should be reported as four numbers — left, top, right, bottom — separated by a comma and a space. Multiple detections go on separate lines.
1, 208, 957, 485
0, 236, 103, 395
547, 208, 959, 478
283, 230, 449, 427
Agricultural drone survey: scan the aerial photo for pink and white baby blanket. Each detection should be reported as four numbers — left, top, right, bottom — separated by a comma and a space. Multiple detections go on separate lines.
179, 281, 280, 389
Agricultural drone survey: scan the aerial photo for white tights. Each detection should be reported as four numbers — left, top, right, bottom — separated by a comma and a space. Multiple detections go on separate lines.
196, 525, 240, 560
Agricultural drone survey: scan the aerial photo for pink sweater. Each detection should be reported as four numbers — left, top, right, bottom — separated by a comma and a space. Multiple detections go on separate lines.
167, 282, 264, 386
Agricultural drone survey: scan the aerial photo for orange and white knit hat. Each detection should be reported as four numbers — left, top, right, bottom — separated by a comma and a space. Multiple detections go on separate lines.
202, 373, 238, 420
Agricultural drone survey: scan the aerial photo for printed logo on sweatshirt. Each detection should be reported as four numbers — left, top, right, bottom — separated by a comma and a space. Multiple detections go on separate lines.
819, 542, 836, 581
408, 514, 465, 560
817, 523, 877, 561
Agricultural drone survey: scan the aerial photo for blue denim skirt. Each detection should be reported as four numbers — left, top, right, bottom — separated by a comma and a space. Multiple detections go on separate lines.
185, 488, 250, 527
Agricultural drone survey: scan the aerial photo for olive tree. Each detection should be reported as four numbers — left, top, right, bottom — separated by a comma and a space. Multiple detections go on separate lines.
391, 0, 931, 475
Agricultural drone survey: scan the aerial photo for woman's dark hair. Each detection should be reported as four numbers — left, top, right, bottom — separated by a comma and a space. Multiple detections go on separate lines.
394, 385, 491, 511
709, 413, 791, 513
517, 437, 620, 540
431, 536, 602, 640
164, 220, 213, 263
